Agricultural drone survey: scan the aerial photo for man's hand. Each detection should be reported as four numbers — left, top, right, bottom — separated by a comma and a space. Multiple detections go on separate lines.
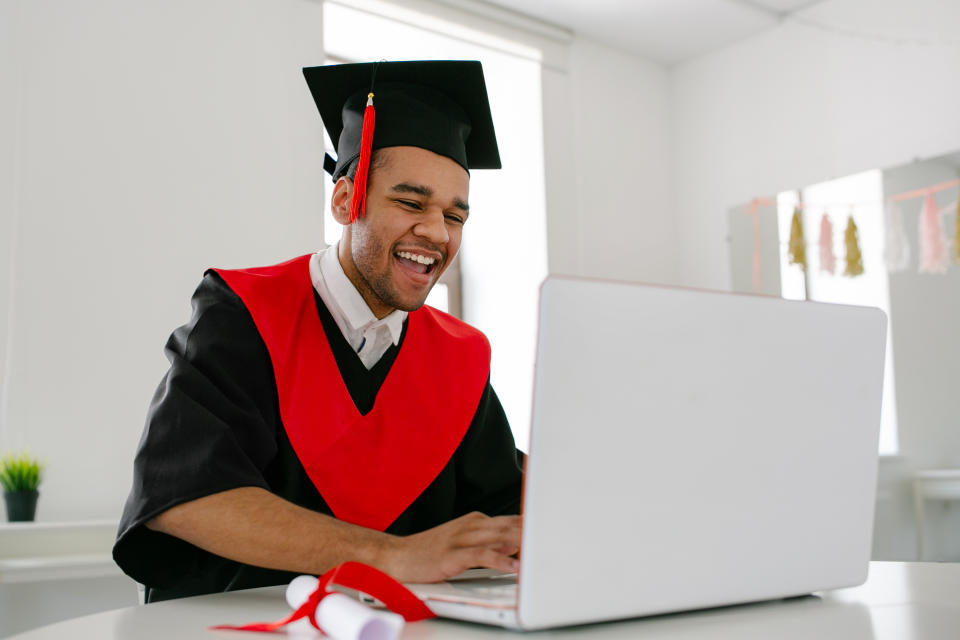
380, 511, 522, 583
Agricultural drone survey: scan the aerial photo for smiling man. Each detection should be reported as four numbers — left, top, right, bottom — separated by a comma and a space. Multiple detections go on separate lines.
113, 61, 524, 602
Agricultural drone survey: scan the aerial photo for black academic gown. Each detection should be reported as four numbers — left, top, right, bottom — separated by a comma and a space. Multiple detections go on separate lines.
113, 272, 523, 602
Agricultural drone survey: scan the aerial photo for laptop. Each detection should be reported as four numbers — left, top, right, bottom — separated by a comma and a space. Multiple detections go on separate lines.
404, 276, 887, 630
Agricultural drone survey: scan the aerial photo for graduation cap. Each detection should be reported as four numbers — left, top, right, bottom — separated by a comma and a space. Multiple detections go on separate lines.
303, 60, 501, 222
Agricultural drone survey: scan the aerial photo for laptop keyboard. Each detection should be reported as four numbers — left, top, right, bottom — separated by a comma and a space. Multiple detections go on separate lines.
406, 572, 519, 606
468, 581, 518, 597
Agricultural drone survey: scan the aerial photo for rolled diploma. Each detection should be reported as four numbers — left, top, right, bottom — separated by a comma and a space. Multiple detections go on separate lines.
286, 575, 404, 640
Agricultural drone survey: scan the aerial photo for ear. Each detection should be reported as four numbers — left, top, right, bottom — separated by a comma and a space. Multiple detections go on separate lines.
330, 177, 354, 225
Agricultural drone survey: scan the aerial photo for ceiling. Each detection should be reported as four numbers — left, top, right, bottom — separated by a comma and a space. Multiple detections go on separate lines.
479, 0, 826, 65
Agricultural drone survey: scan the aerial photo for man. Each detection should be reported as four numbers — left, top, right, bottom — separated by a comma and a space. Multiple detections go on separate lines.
113, 61, 524, 602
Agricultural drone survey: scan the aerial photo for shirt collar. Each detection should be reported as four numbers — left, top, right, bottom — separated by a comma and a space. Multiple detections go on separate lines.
317, 244, 406, 345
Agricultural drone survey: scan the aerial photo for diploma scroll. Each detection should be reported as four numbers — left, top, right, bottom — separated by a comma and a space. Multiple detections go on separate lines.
286, 575, 405, 640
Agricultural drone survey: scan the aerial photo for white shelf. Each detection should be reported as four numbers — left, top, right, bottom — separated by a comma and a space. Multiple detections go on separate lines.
0, 554, 122, 583
0, 520, 121, 583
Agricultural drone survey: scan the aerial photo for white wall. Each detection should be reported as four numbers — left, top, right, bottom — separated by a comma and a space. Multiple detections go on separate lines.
1, 0, 326, 521
545, 39, 676, 284
671, 0, 960, 559
518, 34, 678, 445
1, 0, 22, 429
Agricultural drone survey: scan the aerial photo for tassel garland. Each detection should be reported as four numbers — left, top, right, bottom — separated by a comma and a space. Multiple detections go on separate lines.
818, 213, 836, 275
349, 92, 377, 223
918, 192, 948, 274
788, 207, 807, 271
843, 216, 864, 277
883, 198, 911, 273
746, 180, 960, 278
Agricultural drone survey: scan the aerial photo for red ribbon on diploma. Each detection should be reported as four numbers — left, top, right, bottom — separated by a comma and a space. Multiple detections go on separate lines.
210, 562, 436, 634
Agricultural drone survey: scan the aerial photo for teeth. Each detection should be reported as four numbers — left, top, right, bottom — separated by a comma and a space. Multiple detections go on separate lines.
396, 251, 436, 265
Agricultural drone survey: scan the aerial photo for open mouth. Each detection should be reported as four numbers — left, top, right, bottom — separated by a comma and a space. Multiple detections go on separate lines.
394, 250, 440, 277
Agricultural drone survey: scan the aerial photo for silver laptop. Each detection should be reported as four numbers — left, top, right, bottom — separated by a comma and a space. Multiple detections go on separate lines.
405, 276, 887, 630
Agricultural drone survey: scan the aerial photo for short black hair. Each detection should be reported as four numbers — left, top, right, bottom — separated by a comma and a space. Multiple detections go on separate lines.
343, 149, 388, 180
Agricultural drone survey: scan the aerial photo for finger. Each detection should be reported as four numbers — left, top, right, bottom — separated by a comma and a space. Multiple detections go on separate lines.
456, 511, 490, 523
490, 542, 520, 556
453, 522, 522, 549
456, 547, 519, 574
456, 513, 521, 528
461, 514, 522, 536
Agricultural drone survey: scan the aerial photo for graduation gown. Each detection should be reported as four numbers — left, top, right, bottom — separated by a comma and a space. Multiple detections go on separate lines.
113, 270, 523, 602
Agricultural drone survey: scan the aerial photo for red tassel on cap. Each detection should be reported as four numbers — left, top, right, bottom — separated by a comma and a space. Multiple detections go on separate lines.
349, 92, 376, 223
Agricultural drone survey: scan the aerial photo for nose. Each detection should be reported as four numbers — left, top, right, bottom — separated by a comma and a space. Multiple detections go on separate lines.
414, 206, 449, 244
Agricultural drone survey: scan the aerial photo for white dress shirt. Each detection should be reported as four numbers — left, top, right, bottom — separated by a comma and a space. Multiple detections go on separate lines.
309, 244, 407, 370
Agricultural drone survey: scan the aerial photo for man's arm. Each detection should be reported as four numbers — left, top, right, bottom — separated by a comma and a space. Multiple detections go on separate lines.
147, 487, 520, 583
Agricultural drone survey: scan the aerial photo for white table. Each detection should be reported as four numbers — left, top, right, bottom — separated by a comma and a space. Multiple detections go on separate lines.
913, 469, 960, 560
7, 562, 960, 639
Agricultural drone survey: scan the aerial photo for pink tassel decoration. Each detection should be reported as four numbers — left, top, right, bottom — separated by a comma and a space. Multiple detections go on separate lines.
918, 192, 949, 274
818, 213, 836, 275
883, 198, 910, 273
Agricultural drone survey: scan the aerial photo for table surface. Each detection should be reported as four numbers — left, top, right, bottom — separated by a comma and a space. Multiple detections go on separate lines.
8, 561, 960, 639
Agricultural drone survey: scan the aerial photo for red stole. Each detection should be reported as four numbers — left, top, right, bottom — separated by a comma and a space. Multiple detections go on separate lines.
213, 255, 490, 532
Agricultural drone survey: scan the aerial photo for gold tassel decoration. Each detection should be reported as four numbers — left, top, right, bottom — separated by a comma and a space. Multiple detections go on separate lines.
844, 215, 864, 277
788, 207, 807, 271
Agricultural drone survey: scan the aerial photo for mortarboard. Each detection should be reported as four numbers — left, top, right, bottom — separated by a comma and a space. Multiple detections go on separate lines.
303, 60, 501, 222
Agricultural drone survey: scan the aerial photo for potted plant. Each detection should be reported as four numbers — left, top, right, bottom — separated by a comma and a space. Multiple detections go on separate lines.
1, 453, 44, 522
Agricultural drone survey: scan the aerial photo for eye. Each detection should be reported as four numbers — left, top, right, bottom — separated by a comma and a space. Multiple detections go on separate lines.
396, 199, 423, 211
444, 213, 466, 225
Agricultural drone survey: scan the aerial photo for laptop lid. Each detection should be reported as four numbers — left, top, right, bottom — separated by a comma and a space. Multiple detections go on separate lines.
516, 277, 886, 630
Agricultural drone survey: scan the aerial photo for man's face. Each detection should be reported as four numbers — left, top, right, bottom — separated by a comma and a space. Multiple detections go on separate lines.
332, 146, 470, 318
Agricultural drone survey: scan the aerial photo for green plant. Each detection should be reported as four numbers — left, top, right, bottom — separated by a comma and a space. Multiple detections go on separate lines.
0, 453, 44, 492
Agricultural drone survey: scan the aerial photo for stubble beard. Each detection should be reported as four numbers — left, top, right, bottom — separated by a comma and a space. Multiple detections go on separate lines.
350, 230, 433, 314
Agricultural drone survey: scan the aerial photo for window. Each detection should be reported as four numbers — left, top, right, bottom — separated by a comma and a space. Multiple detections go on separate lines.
777, 170, 899, 454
